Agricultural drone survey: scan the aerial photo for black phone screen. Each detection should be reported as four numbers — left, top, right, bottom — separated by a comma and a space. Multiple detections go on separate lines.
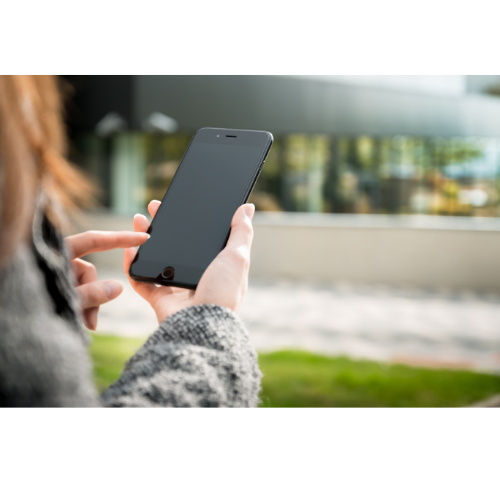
130, 128, 272, 288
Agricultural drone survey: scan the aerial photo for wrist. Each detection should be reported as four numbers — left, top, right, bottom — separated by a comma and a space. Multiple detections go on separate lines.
154, 301, 192, 325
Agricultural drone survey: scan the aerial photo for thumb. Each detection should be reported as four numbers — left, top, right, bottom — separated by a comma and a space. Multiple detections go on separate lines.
76, 280, 124, 309
226, 204, 255, 252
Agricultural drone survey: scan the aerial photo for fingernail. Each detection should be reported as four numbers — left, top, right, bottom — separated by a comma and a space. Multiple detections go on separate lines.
104, 281, 123, 300
244, 204, 255, 220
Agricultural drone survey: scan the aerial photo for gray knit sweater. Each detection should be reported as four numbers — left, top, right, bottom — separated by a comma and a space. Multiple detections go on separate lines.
0, 206, 262, 407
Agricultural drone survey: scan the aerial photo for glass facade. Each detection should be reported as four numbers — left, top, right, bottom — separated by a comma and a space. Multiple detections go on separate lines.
72, 132, 500, 217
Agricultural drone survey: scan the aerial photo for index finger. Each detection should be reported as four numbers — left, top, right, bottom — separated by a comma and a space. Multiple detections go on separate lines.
66, 231, 150, 259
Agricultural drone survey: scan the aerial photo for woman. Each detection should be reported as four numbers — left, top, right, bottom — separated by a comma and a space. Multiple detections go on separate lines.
0, 75, 261, 407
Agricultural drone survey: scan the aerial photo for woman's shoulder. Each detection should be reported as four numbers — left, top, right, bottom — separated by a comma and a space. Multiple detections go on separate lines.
0, 243, 97, 407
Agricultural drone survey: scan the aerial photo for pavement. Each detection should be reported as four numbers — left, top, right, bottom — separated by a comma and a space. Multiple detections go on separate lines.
96, 269, 500, 373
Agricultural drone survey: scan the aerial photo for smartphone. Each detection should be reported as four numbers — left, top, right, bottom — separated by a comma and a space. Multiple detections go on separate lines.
129, 127, 273, 289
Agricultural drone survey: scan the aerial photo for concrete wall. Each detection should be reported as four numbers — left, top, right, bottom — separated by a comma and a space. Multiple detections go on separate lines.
78, 212, 500, 292
251, 216, 500, 291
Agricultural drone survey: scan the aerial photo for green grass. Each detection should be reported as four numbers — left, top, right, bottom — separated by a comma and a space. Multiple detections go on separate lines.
89, 334, 500, 407
90, 334, 146, 393
258, 350, 500, 407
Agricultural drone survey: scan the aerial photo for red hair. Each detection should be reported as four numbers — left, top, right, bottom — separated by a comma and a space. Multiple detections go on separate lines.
0, 75, 93, 266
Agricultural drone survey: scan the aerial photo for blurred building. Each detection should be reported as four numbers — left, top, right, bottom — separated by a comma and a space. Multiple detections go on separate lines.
64, 75, 500, 217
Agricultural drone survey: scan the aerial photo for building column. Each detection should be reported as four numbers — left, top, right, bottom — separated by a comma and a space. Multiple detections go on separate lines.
110, 132, 147, 215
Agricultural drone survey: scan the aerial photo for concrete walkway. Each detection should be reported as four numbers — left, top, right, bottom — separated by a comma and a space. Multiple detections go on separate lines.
96, 270, 500, 373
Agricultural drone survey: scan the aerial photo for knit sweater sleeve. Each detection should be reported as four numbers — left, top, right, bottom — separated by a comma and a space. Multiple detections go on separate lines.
101, 305, 262, 407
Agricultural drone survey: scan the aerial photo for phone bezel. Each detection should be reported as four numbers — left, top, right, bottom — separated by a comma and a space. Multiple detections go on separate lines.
129, 127, 273, 289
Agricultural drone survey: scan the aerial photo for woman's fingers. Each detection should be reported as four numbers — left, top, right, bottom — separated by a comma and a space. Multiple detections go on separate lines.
71, 258, 97, 285
83, 307, 99, 332
226, 204, 255, 254
195, 204, 254, 314
76, 279, 124, 310
71, 258, 100, 331
148, 200, 161, 219
132, 200, 161, 234
126, 207, 158, 301
76, 278, 123, 331
123, 247, 157, 301
128, 206, 180, 306
68, 202, 164, 330
66, 231, 149, 259
133, 213, 150, 233
129, 214, 155, 299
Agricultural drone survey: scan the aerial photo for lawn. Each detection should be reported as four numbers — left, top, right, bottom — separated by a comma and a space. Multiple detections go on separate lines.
89, 334, 500, 407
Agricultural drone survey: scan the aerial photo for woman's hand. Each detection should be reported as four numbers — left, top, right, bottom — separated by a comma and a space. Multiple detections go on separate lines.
65, 231, 150, 331
124, 201, 255, 323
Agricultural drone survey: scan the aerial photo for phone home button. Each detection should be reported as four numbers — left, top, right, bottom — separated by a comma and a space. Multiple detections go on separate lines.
161, 267, 175, 280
